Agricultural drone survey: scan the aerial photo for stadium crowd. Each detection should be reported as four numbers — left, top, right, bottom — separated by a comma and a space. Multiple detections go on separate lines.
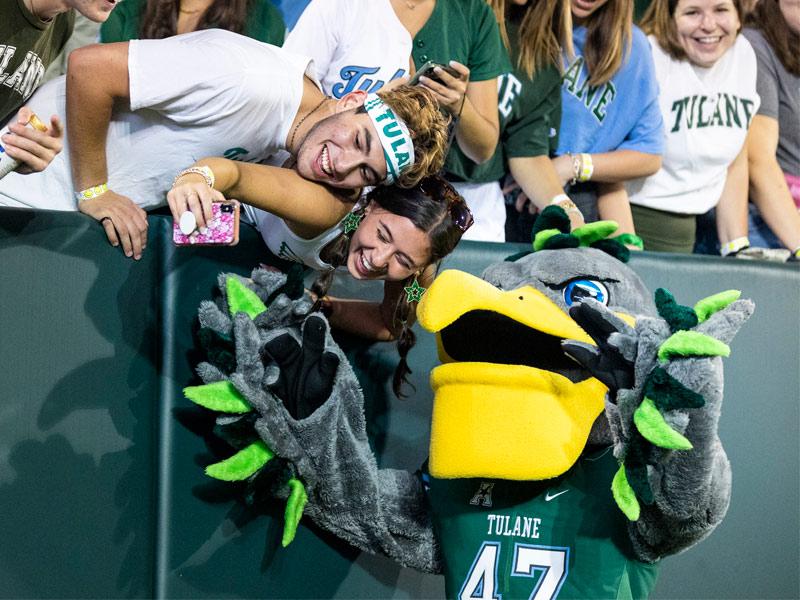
1, 0, 798, 266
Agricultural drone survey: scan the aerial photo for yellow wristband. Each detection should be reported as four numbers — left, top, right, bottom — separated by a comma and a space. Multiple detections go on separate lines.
173, 165, 215, 189
577, 153, 594, 182
75, 182, 109, 202
721, 237, 750, 257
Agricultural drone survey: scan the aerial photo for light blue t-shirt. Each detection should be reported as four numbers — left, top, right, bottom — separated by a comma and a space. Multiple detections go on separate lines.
557, 25, 664, 156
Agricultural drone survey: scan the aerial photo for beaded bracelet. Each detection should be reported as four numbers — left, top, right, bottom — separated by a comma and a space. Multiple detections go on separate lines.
172, 165, 215, 189
75, 182, 109, 202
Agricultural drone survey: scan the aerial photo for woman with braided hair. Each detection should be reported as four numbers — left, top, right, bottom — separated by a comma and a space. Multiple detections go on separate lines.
310, 177, 470, 396
169, 162, 471, 396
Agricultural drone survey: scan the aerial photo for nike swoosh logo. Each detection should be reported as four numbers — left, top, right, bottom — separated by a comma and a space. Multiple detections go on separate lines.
545, 490, 569, 502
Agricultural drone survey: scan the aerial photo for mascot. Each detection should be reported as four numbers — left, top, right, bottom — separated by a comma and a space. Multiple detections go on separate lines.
185, 208, 753, 598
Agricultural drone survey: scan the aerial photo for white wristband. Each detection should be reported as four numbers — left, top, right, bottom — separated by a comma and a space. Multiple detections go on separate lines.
721, 237, 750, 257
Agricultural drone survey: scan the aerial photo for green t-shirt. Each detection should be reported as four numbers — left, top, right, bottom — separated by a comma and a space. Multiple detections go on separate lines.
426, 447, 659, 599
0, 0, 73, 124
99, 0, 285, 45
448, 18, 562, 183
407, 0, 511, 180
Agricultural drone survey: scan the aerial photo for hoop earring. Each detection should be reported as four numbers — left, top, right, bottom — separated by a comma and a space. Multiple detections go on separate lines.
403, 275, 426, 303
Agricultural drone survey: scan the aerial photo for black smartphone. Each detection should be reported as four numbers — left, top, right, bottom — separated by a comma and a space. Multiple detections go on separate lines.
409, 61, 459, 86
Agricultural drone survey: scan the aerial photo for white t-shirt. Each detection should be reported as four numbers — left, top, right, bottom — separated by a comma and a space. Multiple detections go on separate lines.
0, 29, 314, 211
627, 35, 760, 214
243, 204, 344, 271
283, 0, 411, 98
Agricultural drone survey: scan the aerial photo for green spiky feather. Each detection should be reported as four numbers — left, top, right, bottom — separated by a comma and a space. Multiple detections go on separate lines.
655, 288, 699, 332
282, 478, 309, 547
634, 398, 693, 450
205, 440, 274, 481
572, 221, 619, 246
643, 367, 705, 411
226, 276, 268, 319
658, 331, 730, 362
612, 464, 641, 521
184, 380, 252, 413
533, 228, 561, 252
694, 290, 741, 323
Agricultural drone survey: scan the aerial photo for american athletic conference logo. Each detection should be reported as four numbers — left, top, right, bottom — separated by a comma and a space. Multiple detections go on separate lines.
469, 482, 495, 507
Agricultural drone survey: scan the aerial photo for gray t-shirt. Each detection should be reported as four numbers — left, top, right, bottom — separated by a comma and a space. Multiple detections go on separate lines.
742, 27, 800, 176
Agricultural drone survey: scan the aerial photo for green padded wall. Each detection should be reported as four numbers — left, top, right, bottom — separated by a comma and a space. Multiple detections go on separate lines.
1, 211, 798, 599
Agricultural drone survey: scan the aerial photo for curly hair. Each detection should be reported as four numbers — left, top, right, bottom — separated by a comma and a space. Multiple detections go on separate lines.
311, 176, 467, 397
372, 86, 451, 188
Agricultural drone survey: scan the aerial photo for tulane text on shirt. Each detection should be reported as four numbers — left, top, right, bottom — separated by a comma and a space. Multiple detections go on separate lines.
669, 93, 755, 132
486, 514, 542, 539
331, 65, 406, 98
562, 56, 617, 123
0, 47, 45, 102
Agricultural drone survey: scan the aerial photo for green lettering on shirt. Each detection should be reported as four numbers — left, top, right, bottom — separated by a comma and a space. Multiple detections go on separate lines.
724, 94, 741, 128
562, 57, 583, 95
592, 83, 616, 122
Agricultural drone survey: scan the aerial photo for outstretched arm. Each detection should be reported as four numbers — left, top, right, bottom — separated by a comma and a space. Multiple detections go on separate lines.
67, 42, 149, 260
564, 291, 753, 562
168, 158, 353, 236
186, 271, 442, 571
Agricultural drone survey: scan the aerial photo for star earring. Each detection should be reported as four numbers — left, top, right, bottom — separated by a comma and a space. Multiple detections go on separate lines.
404, 276, 426, 303
342, 212, 363, 235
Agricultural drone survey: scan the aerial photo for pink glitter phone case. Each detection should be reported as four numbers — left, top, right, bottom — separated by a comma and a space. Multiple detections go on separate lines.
173, 200, 240, 246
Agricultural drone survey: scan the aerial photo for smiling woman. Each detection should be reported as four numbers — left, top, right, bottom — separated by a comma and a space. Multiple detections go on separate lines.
628, 0, 757, 253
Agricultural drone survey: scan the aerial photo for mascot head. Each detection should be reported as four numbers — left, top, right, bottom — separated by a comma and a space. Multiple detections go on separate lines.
417, 208, 656, 481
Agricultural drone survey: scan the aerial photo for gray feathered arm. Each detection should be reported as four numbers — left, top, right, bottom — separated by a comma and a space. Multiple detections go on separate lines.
564, 291, 754, 562
187, 269, 442, 573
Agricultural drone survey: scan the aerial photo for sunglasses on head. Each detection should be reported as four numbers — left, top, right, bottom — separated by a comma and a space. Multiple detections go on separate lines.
419, 177, 474, 233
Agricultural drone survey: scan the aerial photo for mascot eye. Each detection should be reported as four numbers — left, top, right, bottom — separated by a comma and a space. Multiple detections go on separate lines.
563, 280, 609, 307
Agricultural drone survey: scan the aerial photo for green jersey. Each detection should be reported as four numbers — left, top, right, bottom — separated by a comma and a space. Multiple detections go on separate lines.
0, 0, 73, 124
426, 447, 659, 599
405, 0, 511, 181
447, 19, 562, 184
99, 0, 286, 45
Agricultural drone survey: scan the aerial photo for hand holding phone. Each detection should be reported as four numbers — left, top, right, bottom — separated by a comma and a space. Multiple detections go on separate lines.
409, 60, 469, 116
409, 61, 459, 86
173, 200, 240, 246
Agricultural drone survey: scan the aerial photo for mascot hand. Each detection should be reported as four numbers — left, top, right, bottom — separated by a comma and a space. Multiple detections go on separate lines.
261, 315, 340, 420
562, 299, 638, 392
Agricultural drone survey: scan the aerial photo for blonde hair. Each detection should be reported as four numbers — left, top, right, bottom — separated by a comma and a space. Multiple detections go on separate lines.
376, 86, 451, 188
581, 0, 633, 86
489, 0, 573, 79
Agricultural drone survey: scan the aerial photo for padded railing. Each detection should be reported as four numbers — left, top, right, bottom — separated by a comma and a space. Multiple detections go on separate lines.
1, 208, 797, 599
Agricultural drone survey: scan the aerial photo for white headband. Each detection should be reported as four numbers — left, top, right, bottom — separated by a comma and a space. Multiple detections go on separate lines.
363, 94, 415, 185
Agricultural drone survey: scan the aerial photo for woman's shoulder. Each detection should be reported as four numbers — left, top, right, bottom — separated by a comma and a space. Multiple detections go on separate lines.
630, 24, 650, 49
730, 33, 758, 70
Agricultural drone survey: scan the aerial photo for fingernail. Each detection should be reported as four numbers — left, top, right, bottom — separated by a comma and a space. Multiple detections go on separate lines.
125, 250, 132, 257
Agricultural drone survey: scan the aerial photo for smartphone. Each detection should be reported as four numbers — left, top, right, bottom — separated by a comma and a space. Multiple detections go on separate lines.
409, 61, 459, 86
173, 200, 240, 246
